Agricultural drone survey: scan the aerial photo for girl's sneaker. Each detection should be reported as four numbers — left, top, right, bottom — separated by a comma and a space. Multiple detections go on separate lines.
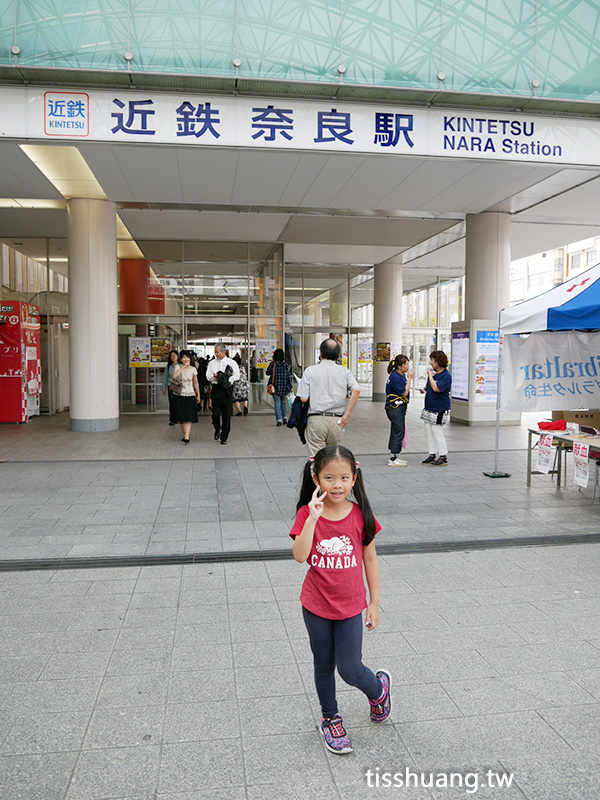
320, 715, 353, 754
369, 670, 392, 722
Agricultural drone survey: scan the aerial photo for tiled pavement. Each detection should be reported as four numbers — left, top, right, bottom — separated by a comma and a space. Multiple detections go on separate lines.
1, 546, 600, 799
1, 404, 600, 798
0, 404, 598, 563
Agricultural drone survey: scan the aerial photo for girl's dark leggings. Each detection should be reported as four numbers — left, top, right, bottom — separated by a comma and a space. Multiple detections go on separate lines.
302, 606, 382, 718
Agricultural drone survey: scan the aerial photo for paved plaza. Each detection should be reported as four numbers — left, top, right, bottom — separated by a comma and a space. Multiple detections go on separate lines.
0, 403, 599, 798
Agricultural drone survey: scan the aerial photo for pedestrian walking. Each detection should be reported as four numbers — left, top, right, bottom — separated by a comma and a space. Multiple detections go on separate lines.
297, 338, 360, 456
290, 444, 392, 755
266, 348, 292, 426
421, 350, 452, 466
385, 355, 414, 466
161, 349, 180, 425
206, 344, 240, 445
232, 354, 249, 416
170, 349, 200, 444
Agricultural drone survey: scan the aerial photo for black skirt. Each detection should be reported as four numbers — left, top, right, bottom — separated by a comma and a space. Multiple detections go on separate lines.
171, 394, 198, 423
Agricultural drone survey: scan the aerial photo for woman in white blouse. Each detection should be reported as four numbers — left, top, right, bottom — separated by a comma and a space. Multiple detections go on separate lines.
171, 350, 200, 444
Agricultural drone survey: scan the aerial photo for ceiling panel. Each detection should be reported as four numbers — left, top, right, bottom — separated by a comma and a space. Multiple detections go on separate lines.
296, 155, 367, 207
518, 176, 600, 222
277, 153, 330, 206
405, 220, 600, 269
284, 243, 404, 265
119, 209, 290, 241
426, 163, 563, 214
79, 144, 138, 201
279, 216, 456, 246
329, 155, 424, 209
230, 151, 303, 206
0, 143, 64, 199
511, 220, 600, 259
376, 159, 478, 211
0, 209, 67, 238
177, 149, 240, 205
105, 146, 184, 203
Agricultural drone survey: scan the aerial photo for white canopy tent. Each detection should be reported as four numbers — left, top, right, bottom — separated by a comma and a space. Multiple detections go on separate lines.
485, 262, 600, 477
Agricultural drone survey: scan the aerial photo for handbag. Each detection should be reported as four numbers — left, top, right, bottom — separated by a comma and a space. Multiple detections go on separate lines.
420, 408, 450, 426
169, 377, 183, 396
267, 362, 276, 395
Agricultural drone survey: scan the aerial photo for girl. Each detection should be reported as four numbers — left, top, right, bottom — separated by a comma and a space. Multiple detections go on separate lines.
385, 354, 414, 467
290, 445, 392, 755
421, 350, 452, 466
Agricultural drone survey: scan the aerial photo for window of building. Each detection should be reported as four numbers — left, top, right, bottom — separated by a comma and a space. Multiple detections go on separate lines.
587, 250, 597, 264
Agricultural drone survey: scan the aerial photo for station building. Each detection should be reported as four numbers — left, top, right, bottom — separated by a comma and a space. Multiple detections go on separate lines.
1, 1, 600, 430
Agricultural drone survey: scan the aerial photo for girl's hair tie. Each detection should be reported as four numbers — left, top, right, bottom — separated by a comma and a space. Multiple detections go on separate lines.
309, 456, 315, 462
355, 461, 361, 468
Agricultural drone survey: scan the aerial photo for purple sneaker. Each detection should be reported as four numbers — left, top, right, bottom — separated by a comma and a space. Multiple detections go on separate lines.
369, 669, 392, 722
320, 714, 353, 754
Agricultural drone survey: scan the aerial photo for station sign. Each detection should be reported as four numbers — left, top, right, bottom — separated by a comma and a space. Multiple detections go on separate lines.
1, 86, 600, 166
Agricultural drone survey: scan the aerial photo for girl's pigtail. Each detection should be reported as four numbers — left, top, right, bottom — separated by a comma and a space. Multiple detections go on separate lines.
353, 468, 376, 545
296, 460, 316, 512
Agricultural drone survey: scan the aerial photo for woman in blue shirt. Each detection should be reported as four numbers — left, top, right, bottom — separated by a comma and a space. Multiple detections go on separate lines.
385, 355, 414, 466
161, 349, 180, 426
421, 351, 452, 467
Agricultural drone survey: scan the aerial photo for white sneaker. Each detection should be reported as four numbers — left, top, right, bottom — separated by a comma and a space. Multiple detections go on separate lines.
388, 458, 408, 467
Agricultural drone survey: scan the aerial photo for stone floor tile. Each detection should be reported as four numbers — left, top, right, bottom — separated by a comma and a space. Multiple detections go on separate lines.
0, 751, 77, 800
398, 710, 572, 765
158, 739, 244, 794
1, 711, 90, 755
66, 745, 160, 800
82, 705, 164, 750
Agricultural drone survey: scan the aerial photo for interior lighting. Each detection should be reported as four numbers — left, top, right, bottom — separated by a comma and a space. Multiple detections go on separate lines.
337, 64, 346, 75
11, 45, 20, 55
233, 57, 242, 68
20, 145, 108, 200
124, 51, 133, 62
531, 78, 541, 89
437, 71, 446, 81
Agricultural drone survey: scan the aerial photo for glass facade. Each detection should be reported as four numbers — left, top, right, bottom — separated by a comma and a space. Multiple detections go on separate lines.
2, 1, 600, 101
118, 241, 284, 413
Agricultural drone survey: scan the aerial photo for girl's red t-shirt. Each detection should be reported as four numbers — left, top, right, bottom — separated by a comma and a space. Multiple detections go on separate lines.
289, 503, 381, 620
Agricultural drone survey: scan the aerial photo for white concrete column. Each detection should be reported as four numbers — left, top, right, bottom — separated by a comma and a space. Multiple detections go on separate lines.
68, 198, 119, 431
465, 212, 511, 320
373, 260, 403, 402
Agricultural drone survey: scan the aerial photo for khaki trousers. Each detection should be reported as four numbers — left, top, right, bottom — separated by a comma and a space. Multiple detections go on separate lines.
305, 415, 345, 457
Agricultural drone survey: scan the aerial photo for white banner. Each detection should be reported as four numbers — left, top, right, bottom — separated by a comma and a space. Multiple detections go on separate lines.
1, 86, 600, 166
573, 442, 590, 488
500, 330, 600, 411
536, 434, 554, 474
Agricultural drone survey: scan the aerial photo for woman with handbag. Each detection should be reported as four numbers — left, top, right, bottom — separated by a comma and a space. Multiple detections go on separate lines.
266, 348, 293, 426
170, 349, 200, 444
420, 350, 452, 467
232, 353, 249, 416
161, 349, 180, 425
385, 355, 414, 467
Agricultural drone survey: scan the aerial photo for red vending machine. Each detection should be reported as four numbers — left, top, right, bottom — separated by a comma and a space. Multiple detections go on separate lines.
0, 301, 42, 423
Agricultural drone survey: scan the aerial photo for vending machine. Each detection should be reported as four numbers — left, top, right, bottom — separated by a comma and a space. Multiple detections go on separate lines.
0, 301, 42, 423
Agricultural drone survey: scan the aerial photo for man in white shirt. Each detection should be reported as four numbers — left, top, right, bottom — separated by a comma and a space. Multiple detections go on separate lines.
206, 344, 240, 445
297, 338, 360, 456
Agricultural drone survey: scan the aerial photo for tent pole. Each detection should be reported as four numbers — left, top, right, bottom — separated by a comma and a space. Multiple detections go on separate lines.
483, 333, 511, 478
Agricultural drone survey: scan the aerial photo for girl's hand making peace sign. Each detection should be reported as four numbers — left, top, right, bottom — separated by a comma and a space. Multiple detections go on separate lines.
308, 485, 327, 521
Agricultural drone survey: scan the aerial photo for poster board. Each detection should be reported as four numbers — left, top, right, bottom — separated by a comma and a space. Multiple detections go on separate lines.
451, 331, 469, 401
129, 337, 151, 367
474, 330, 500, 404
256, 339, 276, 368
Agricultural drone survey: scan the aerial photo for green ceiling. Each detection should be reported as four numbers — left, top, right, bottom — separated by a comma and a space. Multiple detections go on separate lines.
2, 0, 600, 103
